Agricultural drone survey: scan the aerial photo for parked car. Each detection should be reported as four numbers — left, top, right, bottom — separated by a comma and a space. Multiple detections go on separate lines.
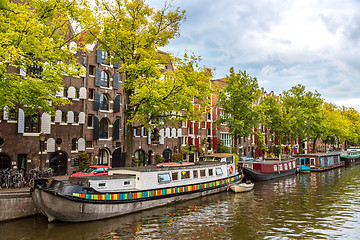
71, 165, 112, 177
240, 156, 255, 162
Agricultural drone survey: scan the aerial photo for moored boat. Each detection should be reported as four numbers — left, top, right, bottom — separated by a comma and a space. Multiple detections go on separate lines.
340, 148, 360, 167
237, 157, 297, 181
294, 152, 344, 171
229, 180, 254, 193
32, 156, 241, 222
297, 165, 311, 173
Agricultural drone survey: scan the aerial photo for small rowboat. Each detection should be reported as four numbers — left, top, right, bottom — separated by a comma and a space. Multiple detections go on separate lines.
230, 181, 254, 193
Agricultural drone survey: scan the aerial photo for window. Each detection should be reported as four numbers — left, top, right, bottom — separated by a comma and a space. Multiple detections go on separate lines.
101, 51, 108, 63
274, 165, 278, 171
24, 114, 40, 133
158, 173, 171, 183
87, 114, 94, 127
101, 71, 109, 87
215, 168, 223, 175
220, 133, 232, 148
88, 89, 95, 100
71, 138, 77, 151
74, 112, 79, 123
89, 65, 95, 76
63, 86, 68, 98
99, 118, 108, 139
193, 170, 198, 178
27, 64, 43, 79
61, 111, 67, 123
208, 168, 214, 176
172, 172, 179, 181
200, 169, 206, 177
98, 149, 108, 165
99, 94, 109, 111
85, 141, 93, 148
181, 171, 190, 179
96, 168, 104, 174
75, 88, 80, 99
189, 122, 193, 134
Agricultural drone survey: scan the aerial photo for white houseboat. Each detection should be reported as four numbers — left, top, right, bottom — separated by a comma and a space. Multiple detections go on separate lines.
32, 154, 241, 222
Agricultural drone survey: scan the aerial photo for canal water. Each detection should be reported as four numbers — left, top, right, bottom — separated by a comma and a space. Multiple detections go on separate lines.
1, 165, 360, 240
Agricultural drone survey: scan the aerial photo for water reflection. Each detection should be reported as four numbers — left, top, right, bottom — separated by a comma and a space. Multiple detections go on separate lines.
1, 166, 360, 239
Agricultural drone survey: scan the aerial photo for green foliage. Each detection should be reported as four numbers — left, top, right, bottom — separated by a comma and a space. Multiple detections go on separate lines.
88, 0, 213, 166
155, 153, 165, 163
217, 67, 261, 150
181, 145, 196, 154
78, 152, 91, 171
173, 153, 183, 162
217, 140, 231, 153
0, 0, 92, 116
255, 131, 268, 152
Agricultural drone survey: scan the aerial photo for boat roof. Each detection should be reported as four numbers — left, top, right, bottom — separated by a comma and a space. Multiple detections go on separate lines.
110, 161, 226, 173
294, 152, 341, 157
201, 153, 235, 158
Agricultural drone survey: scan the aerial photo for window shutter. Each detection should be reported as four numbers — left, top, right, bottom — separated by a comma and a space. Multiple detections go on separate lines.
177, 128, 182, 137
159, 129, 164, 144
18, 108, 24, 133
148, 131, 151, 145
165, 128, 171, 138
172, 128, 177, 138
96, 49, 103, 64
41, 113, 51, 134
114, 94, 120, 113
113, 119, 120, 140
79, 112, 85, 124
93, 116, 99, 140
67, 111, 74, 124
46, 138, 55, 153
79, 87, 86, 99
3, 107, 8, 120
94, 91, 100, 110
55, 110, 62, 123
68, 86, 75, 99
113, 72, 119, 90
78, 138, 85, 152
95, 67, 101, 86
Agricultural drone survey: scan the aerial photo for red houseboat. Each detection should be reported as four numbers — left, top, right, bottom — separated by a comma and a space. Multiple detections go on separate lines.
238, 158, 297, 181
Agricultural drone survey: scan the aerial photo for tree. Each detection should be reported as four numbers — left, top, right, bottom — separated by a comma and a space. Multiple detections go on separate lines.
0, 0, 92, 116
89, 0, 213, 166
259, 94, 295, 158
217, 67, 261, 154
282, 84, 323, 153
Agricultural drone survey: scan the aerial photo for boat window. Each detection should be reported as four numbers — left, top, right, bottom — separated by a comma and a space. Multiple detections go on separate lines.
172, 172, 179, 181
292, 161, 296, 168
284, 163, 288, 170
200, 169, 206, 177
208, 168, 213, 176
158, 173, 171, 183
124, 181, 131, 186
98, 182, 106, 188
181, 171, 190, 179
310, 158, 315, 165
273, 165, 278, 171
215, 167, 223, 175
279, 164, 283, 171
193, 170, 198, 178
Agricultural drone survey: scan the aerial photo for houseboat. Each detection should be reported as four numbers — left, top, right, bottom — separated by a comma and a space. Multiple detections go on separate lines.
32, 156, 241, 222
237, 157, 297, 181
340, 148, 360, 167
294, 152, 344, 171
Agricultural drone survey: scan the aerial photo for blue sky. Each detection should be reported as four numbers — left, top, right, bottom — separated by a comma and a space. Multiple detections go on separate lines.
148, 0, 360, 111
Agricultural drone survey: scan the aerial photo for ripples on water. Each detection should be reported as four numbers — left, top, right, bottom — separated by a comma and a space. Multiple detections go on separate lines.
1, 166, 360, 240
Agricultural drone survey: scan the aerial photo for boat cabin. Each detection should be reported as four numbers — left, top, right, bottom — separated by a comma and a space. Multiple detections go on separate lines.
199, 153, 235, 163
294, 152, 344, 171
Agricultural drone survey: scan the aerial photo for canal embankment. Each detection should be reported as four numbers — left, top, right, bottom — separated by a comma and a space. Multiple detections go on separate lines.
0, 188, 40, 222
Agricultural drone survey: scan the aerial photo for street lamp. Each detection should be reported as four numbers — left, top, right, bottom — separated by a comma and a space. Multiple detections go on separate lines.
39, 132, 46, 169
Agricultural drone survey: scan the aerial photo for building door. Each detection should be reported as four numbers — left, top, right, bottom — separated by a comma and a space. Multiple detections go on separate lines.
0, 153, 11, 170
112, 148, 125, 167
49, 151, 68, 176
163, 149, 172, 162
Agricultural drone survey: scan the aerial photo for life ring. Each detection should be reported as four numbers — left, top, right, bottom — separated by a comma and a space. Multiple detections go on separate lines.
229, 165, 234, 174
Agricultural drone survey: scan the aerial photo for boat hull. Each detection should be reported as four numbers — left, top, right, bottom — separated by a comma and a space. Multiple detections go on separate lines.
32, 178, 241, 222
242, 167, 296, 181
340, 156, 360, 167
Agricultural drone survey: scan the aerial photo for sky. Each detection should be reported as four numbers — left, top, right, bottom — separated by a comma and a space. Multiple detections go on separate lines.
147, 0, 360, 111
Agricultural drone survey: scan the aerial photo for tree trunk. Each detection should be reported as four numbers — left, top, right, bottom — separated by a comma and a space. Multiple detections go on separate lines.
312, 137, 317, 153
124, 89, 133, 167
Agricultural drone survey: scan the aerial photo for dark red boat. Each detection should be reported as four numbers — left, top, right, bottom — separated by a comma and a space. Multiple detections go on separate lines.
238, 158, 297, 181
